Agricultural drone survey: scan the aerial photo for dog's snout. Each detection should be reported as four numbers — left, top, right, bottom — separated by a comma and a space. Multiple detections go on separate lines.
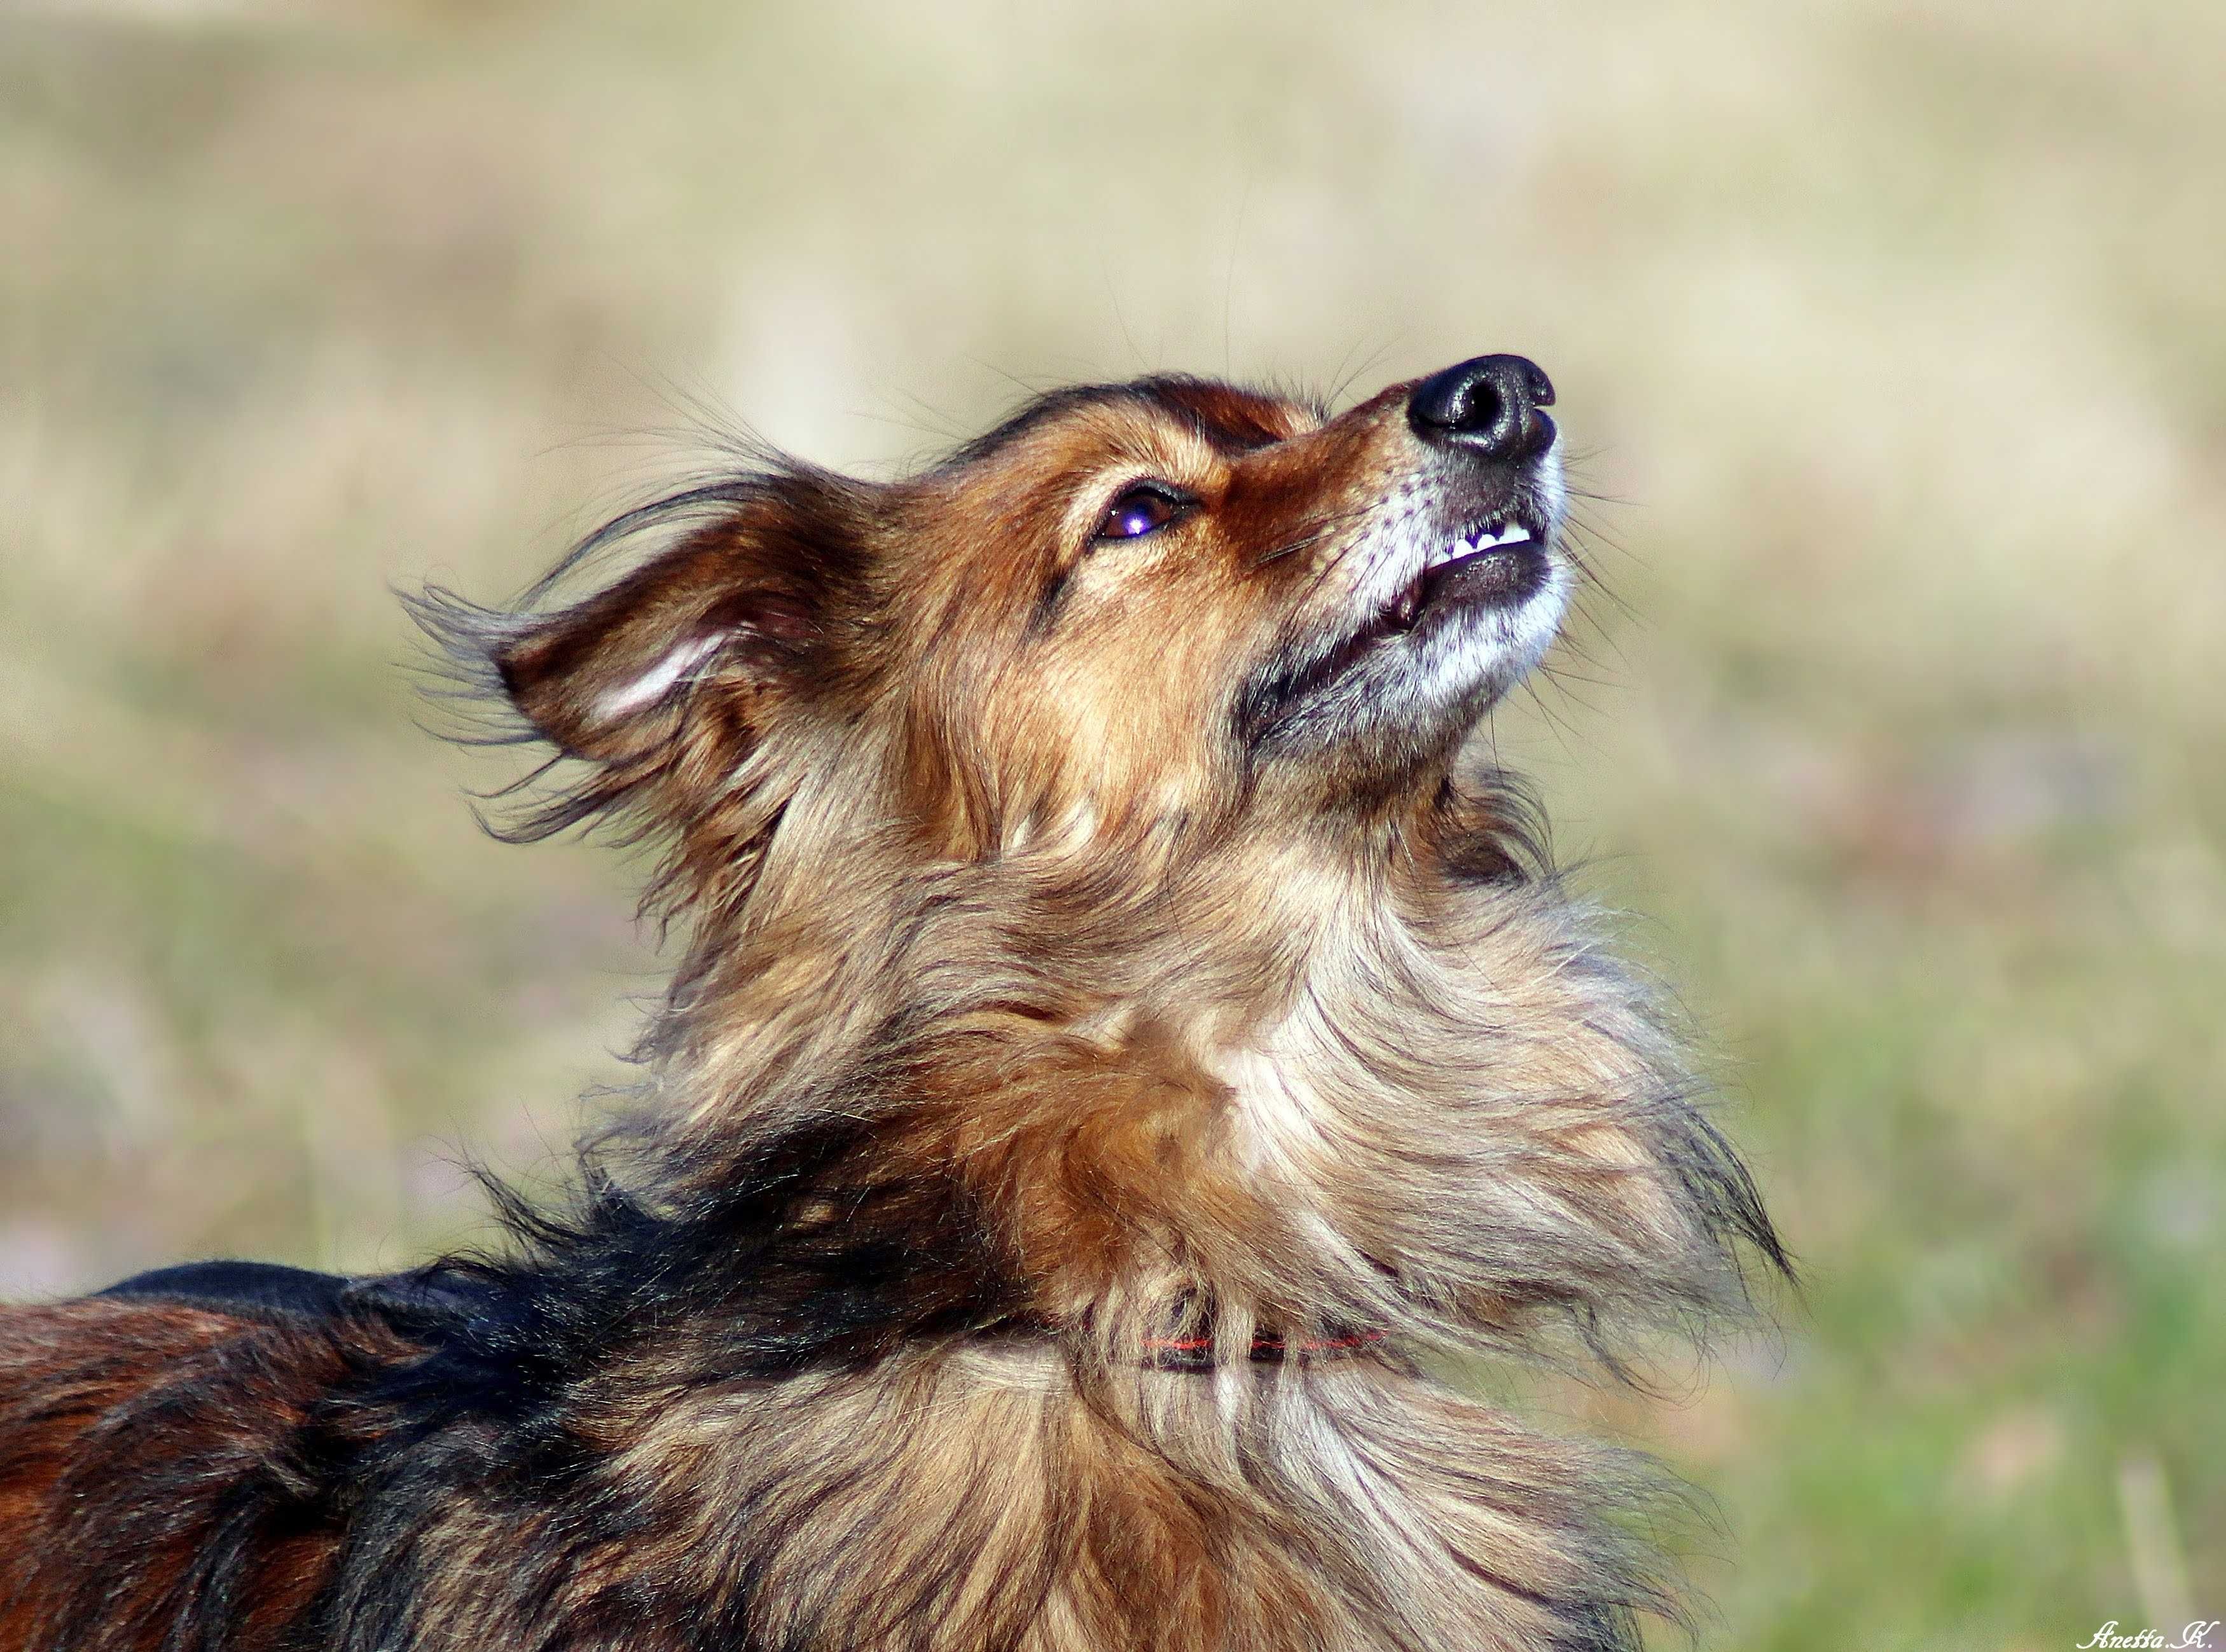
1407, 354, 1556, 462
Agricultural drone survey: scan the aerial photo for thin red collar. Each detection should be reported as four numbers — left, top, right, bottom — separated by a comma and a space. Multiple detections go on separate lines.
1142, 1326, 1386, 1373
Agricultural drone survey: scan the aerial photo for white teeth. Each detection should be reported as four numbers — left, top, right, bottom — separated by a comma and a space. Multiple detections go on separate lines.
1425, 520, 1535, 568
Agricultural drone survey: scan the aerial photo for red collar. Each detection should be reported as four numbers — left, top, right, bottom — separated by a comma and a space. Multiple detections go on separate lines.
1142, 1326, 1386, 1373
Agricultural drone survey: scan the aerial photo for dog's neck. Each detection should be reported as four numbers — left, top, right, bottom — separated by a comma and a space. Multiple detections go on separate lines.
613, 773, 1770, 1370
637, 774, 1475, 1162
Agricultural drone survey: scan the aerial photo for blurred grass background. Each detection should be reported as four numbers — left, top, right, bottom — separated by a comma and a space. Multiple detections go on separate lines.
3, 0, 2220, 1643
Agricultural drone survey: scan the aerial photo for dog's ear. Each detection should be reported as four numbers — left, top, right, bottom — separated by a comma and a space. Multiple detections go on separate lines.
406, 471, 871, 832
489, 533, 815, 766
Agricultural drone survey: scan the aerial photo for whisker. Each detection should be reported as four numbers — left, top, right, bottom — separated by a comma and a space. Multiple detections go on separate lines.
1248, 502, 1376, 570
1325, 338, 1399, 410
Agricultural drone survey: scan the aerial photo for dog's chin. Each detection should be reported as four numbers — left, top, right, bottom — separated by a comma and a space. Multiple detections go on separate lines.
1244, 542, 1572, 769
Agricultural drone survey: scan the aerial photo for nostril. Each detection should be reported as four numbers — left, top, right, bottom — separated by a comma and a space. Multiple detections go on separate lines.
1449, 379, 1504, 436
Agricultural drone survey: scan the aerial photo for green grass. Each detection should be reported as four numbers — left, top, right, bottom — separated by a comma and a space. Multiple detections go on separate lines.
3, 1, 2219, 1641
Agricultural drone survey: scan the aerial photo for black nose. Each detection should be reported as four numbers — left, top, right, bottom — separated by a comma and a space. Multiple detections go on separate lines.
1407, 354, 1556, 460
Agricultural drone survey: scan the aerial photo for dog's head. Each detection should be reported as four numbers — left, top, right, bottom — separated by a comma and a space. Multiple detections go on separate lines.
416, 356, 1570, 887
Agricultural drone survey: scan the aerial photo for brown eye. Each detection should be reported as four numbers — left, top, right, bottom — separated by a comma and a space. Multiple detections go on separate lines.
1093, 483, 1189, 543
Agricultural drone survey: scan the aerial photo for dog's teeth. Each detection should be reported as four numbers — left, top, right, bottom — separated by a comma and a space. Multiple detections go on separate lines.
1423, 521, 1537, 579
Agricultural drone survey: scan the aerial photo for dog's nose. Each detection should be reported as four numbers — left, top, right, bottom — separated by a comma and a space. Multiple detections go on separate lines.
1407, 354, 1557, 461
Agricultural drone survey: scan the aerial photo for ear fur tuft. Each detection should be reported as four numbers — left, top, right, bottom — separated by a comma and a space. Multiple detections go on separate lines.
401, 464, 869, 850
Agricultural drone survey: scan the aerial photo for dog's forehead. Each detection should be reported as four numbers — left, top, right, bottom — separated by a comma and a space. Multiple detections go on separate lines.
942, 378, 1322, 472
1137, 378, 1323, 450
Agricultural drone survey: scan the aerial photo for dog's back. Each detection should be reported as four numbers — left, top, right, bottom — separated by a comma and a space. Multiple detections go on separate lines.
0, 1296, 344, 1647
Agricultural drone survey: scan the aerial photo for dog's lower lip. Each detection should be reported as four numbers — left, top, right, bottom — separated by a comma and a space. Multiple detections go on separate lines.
1421, 542, 1547, 610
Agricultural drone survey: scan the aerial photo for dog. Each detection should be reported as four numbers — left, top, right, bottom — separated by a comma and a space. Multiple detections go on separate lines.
0, 354, 1785, 1651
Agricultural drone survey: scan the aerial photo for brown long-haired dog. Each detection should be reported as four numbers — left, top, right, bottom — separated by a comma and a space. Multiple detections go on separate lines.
0, 355, 1784, 1652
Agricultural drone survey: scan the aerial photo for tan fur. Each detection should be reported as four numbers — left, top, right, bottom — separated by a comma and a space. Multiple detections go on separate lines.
0, 366, 1780, 1651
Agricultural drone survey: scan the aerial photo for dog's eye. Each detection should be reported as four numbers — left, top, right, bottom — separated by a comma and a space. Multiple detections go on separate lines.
1093, 483, 1189, 543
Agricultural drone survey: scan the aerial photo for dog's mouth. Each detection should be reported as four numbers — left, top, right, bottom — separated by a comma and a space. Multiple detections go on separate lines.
1378, 516, 1549, 634
1307, 509, 1554, 677
1238, 495, 1563, 747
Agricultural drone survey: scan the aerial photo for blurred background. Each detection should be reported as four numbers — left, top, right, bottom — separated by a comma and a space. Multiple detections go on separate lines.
3, 0, 2220, 1642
